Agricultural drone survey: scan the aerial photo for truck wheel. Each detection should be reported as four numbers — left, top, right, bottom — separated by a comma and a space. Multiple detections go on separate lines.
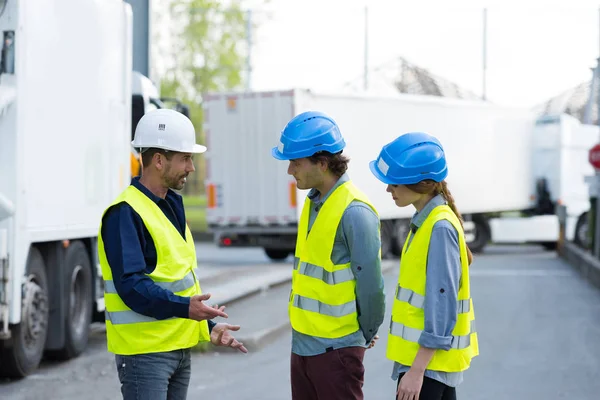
0, 247, 49, 378
47, 241, 93, 360
540, 242, 558, 251
574, 212, 590, 250
380, 220, 394, 259
468, 216, 490, 254
264, 248, 290, 261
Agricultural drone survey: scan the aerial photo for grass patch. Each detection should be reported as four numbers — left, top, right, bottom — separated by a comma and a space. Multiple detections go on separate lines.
183, 195, 207, 232
182, 195, 207, 208
185, 207, 207, 232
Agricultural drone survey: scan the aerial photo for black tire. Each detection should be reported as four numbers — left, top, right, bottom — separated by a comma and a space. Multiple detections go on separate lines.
390, 220, 411, 258
380, 220, 395, 259
47, 241, 93, 360
573, 212, 590, 250
264, 248, 290, 261
467, 216, 490, 254
0, 247, 49, 378
540, 242, 558, 251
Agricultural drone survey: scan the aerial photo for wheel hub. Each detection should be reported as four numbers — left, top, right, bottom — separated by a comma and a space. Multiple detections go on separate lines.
22, 275, 48, 348
70, 265, 86, 335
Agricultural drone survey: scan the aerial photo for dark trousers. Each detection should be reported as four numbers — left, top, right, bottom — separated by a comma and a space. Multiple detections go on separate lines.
396, 373, 457, 400
291, 347, 366, 400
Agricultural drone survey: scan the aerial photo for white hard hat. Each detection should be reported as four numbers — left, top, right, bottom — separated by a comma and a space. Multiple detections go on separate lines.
132, 109, 207, 154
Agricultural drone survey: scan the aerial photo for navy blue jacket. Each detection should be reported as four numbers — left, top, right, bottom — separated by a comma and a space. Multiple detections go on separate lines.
101, 177, 215, 331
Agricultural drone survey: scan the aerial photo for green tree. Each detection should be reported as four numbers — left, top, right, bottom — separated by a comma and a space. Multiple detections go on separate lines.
160, 0, 252, 195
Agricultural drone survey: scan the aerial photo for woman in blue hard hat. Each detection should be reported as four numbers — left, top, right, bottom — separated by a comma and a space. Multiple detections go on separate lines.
370, 132, 479, 400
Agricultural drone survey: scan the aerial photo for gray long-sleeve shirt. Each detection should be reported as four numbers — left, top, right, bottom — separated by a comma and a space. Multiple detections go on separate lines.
291, 173, 386, 356
392, 194, 464, 387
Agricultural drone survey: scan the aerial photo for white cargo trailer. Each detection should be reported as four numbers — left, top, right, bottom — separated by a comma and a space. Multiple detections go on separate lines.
0, 0, 132, 377
203, 89, 594, 260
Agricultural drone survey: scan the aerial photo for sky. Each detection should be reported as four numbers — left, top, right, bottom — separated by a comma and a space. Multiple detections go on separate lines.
244, 0, 600, 108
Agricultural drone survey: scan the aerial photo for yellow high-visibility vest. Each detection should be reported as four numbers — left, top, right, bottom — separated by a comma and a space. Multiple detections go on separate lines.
289, 181, 378, 339
98, 185, 210, 355
386, 205, 478, 372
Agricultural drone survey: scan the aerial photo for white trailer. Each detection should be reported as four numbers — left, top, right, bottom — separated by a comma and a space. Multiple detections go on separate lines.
0, 0, 132, 377
203, 89, 594, 260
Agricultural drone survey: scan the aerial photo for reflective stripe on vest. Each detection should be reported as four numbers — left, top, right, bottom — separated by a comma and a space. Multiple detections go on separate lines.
396, 287, 471, 313
104, 271, 196, 295
292, 294, 357, 317
389, 319, 477, 350
105, 310, 174, 325
293, 257, 354, 285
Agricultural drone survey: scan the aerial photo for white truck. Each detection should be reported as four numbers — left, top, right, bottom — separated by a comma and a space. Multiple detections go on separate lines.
0, 0, 132, 378
203, 89, 597, 260
0, 0, 187, 378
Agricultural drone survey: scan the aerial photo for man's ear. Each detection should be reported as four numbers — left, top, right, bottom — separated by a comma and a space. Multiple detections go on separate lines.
153, 153, 165, 171
319, 159, 329, 172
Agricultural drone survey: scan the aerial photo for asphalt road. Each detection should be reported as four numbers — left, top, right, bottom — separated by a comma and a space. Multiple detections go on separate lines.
2, 244, 600, 400
183, 245, 600, 400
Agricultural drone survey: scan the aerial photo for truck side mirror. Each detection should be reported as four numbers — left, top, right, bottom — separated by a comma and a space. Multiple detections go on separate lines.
159, 97, 191, 119
178, 104, 190, 119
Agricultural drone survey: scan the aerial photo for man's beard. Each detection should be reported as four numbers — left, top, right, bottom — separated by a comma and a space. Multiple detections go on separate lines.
165, 173, 187, 190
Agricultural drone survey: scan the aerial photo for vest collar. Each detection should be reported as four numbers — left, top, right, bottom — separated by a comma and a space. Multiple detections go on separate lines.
131, 177, 180, 206
411, 194, 446, 231
307, 173, 350, 207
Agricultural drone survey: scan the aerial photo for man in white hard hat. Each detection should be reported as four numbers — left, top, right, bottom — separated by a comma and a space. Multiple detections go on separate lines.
98, 109, 247, 400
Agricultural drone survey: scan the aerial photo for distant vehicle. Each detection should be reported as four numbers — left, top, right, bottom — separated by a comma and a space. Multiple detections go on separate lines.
203, 89, 596, 260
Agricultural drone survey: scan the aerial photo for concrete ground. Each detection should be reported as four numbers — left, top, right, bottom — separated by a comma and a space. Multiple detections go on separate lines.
2, 244, 600, 399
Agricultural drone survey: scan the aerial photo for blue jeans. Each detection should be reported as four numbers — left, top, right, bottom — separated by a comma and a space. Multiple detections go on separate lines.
115, 348, 192, 400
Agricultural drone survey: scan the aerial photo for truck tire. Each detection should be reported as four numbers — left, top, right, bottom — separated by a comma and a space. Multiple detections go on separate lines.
380, 220, 395, 259
264, 248, 290, 261
0, 247, 49, 378
390, 220, 410, 258
540, 242, 558, 251
468, 216, 490, 254
47, 241, 93, 360
573, 212, 590, 250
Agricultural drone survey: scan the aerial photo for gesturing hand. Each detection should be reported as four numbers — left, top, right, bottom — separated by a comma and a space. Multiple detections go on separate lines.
210, 323, 248, 353
367, 335, 379, 349
188, 293, 228, 321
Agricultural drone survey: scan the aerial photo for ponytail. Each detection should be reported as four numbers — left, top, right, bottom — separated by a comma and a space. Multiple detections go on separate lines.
439, 181, 473, 265
405, 179, 474, 265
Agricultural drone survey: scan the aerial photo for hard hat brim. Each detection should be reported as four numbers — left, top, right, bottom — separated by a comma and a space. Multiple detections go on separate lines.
130, 141, 207, 154
191, 144, 207, 154
271, 146, 290, 160
369, 160, 398, 185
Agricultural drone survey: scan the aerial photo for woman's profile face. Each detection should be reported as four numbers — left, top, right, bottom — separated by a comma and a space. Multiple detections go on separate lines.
386, 184, 423, 208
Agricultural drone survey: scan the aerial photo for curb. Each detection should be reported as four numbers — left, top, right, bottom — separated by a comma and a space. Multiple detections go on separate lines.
210, 260, 396, 308
193, 261, 398, 354
559, 241, 600, 289
213, 273, 291, 307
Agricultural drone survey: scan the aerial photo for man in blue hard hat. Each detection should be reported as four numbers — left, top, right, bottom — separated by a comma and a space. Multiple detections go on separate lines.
272, 111, 386, 400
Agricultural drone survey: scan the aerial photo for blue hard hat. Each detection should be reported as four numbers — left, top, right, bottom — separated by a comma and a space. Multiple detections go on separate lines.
271, 111, 345, 160
369, 132, 448, 185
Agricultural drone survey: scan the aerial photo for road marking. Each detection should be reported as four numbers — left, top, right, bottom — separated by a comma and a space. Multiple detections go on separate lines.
470, 269, 574, 277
